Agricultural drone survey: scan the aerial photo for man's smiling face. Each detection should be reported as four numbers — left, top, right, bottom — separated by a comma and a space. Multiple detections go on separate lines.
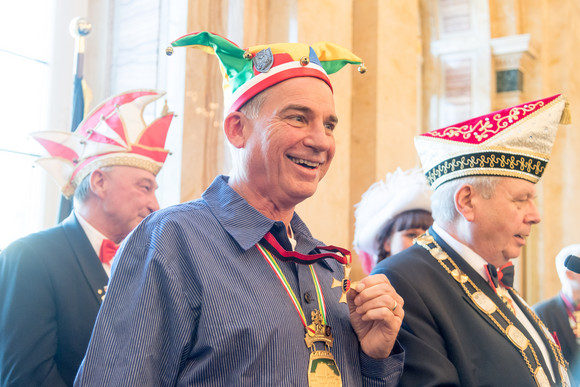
241, 76, 337, 210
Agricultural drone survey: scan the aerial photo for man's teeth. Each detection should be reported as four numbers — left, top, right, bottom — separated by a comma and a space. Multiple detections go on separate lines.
289, 157, 320, 168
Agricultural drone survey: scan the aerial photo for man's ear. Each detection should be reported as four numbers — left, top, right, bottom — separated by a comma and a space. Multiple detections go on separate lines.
89, 169, 107, 198
455, 184, 476, 222
224, 111, 249, 149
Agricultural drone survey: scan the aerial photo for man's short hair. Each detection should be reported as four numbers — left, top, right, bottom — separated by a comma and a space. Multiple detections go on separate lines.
431, 175, 500, 224
227, 89, 271, 179
73, 166, 113, 205
239, 88, 270, 119
73, 175, 91, 204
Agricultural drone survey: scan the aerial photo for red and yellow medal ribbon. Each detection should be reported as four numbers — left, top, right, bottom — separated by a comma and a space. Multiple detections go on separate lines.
257, 242, 327, 328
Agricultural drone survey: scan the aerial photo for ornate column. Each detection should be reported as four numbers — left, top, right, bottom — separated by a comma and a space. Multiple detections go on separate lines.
490, 33, 538, 110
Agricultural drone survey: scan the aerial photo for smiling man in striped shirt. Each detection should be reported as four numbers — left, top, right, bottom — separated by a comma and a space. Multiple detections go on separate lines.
75, 32, 404, 386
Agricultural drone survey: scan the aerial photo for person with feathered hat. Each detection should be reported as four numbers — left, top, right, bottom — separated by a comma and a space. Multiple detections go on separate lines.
353, 167, 433, 274
75, 32, 404, 386
0, 90, 174, 386
372, 94, 573, 386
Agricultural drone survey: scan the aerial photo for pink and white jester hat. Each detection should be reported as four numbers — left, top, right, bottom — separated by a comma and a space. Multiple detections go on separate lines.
166, 31, 365, 114
31, 89, 174, 198
415, 94, 570, 190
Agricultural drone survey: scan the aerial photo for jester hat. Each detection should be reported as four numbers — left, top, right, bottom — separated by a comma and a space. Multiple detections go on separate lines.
415, 94, 570, 190
32, 89, 174, 198
167, 31, 365, 114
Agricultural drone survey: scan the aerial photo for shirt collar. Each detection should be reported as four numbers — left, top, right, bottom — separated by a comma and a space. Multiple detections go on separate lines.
75, 210, 108, 257
432, 222, 490, 280
202, 175, 323, 256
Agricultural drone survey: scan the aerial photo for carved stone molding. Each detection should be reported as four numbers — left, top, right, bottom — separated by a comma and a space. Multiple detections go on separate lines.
490, 34, 537, 109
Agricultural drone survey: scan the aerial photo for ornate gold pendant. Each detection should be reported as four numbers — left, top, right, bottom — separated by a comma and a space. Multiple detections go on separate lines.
307, 349, 342, 386
305, 310, 342, 387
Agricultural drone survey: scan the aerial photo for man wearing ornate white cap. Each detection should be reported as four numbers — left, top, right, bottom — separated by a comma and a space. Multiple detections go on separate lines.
75, 32, 404, 386
0, 90, 174, 386
534, 244, 580, 382
372, 94, 573, 386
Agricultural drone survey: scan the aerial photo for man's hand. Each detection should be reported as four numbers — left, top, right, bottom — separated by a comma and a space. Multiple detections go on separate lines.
347, 274, 404, 359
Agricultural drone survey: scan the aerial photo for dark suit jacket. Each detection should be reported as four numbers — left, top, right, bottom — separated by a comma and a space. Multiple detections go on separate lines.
534, 295, 580, 382
0, 214, 108, 386
372, 228, 568, 386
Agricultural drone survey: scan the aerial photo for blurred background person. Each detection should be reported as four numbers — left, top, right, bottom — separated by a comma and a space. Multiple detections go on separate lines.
534, 244, 580, 382
353, 167, 433, 274
0, 90, 174, 386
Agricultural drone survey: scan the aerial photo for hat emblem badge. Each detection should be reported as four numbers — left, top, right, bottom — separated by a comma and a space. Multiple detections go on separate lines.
253, 48, 274, 73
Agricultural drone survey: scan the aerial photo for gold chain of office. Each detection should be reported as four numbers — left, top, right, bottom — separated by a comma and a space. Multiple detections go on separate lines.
416, 232, 570, 387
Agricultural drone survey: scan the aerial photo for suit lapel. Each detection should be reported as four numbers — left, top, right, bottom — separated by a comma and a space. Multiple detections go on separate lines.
430, 228, 561, 384
61, 213, 109, 304
431, 230, 510, 336
511, 290, 562, 385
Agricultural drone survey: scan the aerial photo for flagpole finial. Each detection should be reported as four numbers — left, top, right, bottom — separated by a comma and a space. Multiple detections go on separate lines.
69, 17, 92, 38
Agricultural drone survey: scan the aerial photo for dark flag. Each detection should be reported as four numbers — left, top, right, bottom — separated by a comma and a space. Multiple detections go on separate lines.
56, 75, 85, 222
57, 18, 91, 223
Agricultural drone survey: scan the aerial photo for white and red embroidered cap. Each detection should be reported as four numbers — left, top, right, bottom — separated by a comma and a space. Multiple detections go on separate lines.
415, 94, 570, 190
353, 167, 432, 273
31, 89, 174, 198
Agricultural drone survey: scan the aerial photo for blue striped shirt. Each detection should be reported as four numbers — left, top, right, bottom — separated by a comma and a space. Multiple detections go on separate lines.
75, 175, 403, 386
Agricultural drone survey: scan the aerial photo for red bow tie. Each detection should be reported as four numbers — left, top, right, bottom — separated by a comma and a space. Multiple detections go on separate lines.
99, 239, 118, 265
486, 262, 515, 289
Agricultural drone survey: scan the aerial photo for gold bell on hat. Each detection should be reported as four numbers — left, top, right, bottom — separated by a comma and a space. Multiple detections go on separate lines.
358, 63, 367, 74
243, 50, 253, 60
165, 46, 174, 56
300, 56, 310, 66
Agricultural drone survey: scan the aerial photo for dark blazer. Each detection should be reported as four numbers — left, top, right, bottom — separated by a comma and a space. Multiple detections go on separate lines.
372, 228, 568, 387
534, 295, 580, 381
0, 213, 108, 386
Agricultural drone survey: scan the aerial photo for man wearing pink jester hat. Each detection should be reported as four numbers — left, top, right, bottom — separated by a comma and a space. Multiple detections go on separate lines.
0, 90, 174, 386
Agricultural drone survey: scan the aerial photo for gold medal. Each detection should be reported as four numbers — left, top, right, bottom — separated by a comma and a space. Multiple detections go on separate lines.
305, 310, 342, 387
256, 238, 348, 386
308, 350, 342, 386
